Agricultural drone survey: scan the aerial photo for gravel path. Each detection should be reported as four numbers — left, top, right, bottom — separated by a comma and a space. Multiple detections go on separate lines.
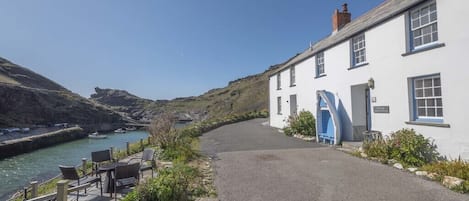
200, 118, 468, 201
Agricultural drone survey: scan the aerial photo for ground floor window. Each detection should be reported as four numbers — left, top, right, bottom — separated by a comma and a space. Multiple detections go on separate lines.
411, 74, 443, 122
277, 96, 282, 115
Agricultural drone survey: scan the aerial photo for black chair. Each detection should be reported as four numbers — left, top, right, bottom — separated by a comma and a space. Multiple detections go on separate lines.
59, 165, 102, 200
91, 149, 113, 176
112, 163, 140, 200
128, 148, 156, 178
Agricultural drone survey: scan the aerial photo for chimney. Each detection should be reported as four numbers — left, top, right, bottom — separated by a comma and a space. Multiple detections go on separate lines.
332, 3, 351, 33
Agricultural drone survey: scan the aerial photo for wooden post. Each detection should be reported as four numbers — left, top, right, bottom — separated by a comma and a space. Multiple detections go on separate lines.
23, 187, 28, 201
30, 181, 38, 198
147, 136, 151, 145
140, 138, 144, 151
81, 158, 87, 175
56, 180, 68, 201
110, 147, 114, 160
126, 142, 130, 155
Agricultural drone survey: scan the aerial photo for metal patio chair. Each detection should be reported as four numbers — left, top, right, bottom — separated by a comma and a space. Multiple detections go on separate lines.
59, 165, 102, 200
112, 163, 140, 200
127, 148, 156, 178
91, 149, 113, 176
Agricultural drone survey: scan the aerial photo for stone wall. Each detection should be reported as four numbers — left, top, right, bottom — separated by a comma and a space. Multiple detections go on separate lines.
0, 127, 86, 159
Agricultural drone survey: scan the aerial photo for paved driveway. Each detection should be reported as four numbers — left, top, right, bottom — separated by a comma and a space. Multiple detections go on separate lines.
200, 119, 468, 201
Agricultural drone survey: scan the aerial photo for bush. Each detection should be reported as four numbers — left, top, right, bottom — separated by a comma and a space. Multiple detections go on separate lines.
283, 110, 316, 136
123, 164, 199, 201
363, 139, 389, 159
388, 129, 438, 167
149, 113, 180, 149
422, 159, 469, 181
362, 129, 439, 167
149, 113, 197, 162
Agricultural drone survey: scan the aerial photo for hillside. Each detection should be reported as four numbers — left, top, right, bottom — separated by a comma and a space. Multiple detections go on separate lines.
91, 55, 299, 122
0, 57, 123, 128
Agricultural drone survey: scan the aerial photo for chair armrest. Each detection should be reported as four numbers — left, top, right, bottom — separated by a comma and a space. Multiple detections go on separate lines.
126, 158, 141, 164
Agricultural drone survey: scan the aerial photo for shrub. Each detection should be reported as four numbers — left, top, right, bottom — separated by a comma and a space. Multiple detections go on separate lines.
388, 129, 438, 167
422, 159, 469, 181
123, 164, 199, 201
283, 110, 316, 136
363, 139, 389, 159
148, 113, 179, 149
362, 129, 439, 167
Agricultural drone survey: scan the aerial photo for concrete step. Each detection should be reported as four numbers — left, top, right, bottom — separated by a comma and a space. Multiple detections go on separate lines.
341, 141, 363, 151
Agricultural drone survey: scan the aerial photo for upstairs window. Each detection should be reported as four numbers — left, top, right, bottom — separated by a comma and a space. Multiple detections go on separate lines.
412, 74, 443, 122
276, 73, 281, 90
352, 34, 366, 66
316, 52, 325, 77
410, 1, 438, 49
290, 66, 296, 86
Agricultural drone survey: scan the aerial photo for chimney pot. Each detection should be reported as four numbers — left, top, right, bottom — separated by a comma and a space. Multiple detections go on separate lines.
342, 3, 348, 12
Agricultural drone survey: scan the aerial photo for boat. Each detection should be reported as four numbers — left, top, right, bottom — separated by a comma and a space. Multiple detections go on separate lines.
88, 131, 107, 139
114, 128, 126, 133
125, 127, 137, 131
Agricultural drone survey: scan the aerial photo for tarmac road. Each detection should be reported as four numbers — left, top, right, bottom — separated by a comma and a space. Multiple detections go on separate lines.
200, 118, 468, 201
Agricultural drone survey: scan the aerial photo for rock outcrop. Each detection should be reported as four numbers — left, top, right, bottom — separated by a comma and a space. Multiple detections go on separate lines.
0, 57, 123, 128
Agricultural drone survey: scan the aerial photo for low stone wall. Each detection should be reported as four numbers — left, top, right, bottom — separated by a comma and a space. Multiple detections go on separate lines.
0, 127, 86, 159
79, 123, 126, 133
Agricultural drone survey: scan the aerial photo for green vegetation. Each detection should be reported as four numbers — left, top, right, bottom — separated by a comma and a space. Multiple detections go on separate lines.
14, 111, 266, 201
123, 164, 199, 201
422, 159, 469, 193
363, 129, 439, 167
124, 111, 268, 201
283, 110, 316, 137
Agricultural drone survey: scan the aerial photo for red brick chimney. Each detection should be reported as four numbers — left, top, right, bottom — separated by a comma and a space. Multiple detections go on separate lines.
332, 3, 351, 33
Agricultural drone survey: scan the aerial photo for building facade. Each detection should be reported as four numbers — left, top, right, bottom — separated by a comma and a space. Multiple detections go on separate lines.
269, 0, 469, 159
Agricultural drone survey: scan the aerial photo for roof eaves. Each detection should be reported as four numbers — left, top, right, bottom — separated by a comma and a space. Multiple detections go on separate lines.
271, 0, 426, 75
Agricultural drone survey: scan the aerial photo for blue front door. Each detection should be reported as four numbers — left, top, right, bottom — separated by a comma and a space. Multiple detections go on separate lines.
318, 98, 334, 144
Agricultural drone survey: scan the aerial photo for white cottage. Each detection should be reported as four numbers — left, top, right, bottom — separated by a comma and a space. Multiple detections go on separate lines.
269, 0, 469, 159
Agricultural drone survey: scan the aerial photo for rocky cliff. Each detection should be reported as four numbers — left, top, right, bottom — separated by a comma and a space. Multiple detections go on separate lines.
90, 55, 299, 122
0, 57, 123, 128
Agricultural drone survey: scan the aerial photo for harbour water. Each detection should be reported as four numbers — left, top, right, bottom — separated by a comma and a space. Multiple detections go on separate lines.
0, 130, 148, 200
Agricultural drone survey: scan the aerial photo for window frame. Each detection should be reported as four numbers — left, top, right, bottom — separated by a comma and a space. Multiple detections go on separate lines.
315, 52, 325, 77
276, 73, 281, 90
408, 0, 439, 51
290, 66, 296, 87
351, 34, 367, 67
410, 74, 443, 123
277, 96, 282, 115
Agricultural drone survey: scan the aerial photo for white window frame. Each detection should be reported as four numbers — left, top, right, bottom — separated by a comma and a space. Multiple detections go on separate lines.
316, 52, 325, 77
290, 66, 296, 86
277, 96, 282, 115
276, 73, 281, 90
410, 1, 438, 50
412, 74, 443, 122
352, 34, 366, 66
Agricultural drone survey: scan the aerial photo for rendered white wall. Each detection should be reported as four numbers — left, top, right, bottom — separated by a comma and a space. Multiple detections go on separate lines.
269, 0, 469, 158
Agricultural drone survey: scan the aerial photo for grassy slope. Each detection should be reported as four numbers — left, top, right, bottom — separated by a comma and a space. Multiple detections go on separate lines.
148, 62, 285, 120
0, 57, 122, 127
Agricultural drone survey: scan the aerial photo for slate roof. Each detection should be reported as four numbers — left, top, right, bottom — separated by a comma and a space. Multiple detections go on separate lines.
271, 0, 426, 76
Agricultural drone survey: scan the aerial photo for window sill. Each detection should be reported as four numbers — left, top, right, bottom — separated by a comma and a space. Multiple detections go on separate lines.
314, 74, 327, 79
402, 43, 445, 57
277, 113, 282, 115
347, 62, 369, 70
276, 88, 282, 91
290, 84, 296, 87
405, 121, 450, 128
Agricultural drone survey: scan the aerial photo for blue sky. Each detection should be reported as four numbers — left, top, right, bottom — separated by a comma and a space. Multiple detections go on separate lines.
0, 0, 383, 100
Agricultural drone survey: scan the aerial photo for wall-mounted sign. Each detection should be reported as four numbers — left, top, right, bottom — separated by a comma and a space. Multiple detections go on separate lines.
373, 106, 390, 113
